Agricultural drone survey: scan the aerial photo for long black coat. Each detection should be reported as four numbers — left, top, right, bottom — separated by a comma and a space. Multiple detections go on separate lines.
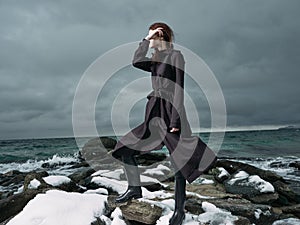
112, 39, 216, 183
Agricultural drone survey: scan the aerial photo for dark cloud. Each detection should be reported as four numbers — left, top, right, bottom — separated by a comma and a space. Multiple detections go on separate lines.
0, 0, 299, 139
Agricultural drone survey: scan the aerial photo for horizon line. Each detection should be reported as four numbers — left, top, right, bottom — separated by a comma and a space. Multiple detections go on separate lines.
1, 124, 298, 141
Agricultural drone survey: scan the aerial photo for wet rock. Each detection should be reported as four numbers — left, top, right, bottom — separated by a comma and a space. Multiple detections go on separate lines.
289, 161, 300, 170
119, 199, 163, 224
0, 170, 28, 187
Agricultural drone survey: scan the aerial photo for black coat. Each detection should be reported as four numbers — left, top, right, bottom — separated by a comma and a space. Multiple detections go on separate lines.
112, 39, 216, 183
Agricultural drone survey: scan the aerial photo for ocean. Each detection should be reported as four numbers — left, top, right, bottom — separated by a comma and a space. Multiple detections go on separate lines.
1, 128, 299, 192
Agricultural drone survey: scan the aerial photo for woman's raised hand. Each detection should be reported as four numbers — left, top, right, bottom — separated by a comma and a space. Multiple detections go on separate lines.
170, 127, 180, 133
145, 27, 164, 40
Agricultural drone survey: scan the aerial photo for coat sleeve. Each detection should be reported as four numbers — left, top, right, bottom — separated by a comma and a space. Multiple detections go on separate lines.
170, 52, 185, 128
132, 39, 152, 72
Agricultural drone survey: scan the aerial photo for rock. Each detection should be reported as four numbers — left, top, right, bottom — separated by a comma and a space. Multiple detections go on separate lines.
207, 198, 280, 225
289, 161, 300, 170
280, 204, 300, 218
224, 171, 276, 201
186, 182, 238, 199
0, 188, 47, 223
69, 160, 90, 169
68, 167, 96, 184
211, 167, 230, 183
273, 180, 300, 205
119, 199, 163, 224
234, 216, 251, 225
0, 170, 28, 187
185, 198, 204, 215
55, 180, 85, 193
23, 171, 50, 192
250, 192, 279, 205
90, 217, 106, 225
216, 160, 283, 183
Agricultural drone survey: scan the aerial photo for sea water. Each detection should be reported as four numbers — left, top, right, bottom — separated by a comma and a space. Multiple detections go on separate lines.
0, 129, 299, 185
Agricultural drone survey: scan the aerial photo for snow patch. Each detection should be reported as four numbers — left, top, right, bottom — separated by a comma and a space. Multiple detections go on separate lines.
142, 164, 170, 176
43, 175, 71, 186
91, 176, 127, 194
217, 167, 230, 179
28, 179, 41, 189
7, 190, 107, 225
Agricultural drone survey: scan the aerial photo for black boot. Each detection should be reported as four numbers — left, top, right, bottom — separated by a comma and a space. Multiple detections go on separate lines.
115, 155, 142, 203
169, 170, 186, 225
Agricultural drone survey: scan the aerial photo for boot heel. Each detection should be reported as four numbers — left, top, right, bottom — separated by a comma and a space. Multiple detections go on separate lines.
133, 194, 142, 199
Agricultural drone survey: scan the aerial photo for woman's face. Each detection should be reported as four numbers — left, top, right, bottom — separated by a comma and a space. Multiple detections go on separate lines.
148, 29, 162, 49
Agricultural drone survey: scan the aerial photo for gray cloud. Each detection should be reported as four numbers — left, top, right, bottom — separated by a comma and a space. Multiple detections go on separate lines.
0, 0, 299, 139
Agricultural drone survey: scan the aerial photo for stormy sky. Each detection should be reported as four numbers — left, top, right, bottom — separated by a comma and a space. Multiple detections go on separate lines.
1, 0, 299, 139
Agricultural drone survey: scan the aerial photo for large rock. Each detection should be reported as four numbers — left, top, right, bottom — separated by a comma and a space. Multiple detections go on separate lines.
216, 160, 283, 182
207, 198, 280, 225
273, 180, 300, 205
0, 190, 39, 223
23, 171, 50, 192
119, 199, 163, 224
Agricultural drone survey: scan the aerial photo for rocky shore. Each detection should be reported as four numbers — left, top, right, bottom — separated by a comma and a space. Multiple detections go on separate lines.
0, 137, 300, 225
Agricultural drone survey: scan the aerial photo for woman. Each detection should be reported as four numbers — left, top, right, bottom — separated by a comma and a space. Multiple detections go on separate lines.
111, 22, 217, 225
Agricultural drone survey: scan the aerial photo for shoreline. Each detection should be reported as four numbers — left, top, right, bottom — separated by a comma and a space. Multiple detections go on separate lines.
0, 136, 300, 224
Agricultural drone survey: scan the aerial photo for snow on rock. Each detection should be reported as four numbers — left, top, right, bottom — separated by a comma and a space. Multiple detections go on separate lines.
14, 186, 24, 194
43, 175, 71, 186
186, 191, 214, 199
140, 174, 168, 188
7, 190, 107, 225
227, 170, 275, 193
255, 208, 271, 219
248, 175, 275, 193
110, 207, 127, 225
91, 176, 127, 194
197, 201, 239, 225
97, 169, 124, 180
228, 171, 249, 185
91, 169, 110, 177
142, 188, 173, 199
142, 164, 170, 176
217, 167, 230, 179
84, 188, 108, 195
197, 177, 214, 184
28, 178, 41, 189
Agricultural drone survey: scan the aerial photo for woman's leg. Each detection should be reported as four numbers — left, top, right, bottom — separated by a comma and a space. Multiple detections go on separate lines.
115, 148, 142, 203
169, 159, 186, 225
